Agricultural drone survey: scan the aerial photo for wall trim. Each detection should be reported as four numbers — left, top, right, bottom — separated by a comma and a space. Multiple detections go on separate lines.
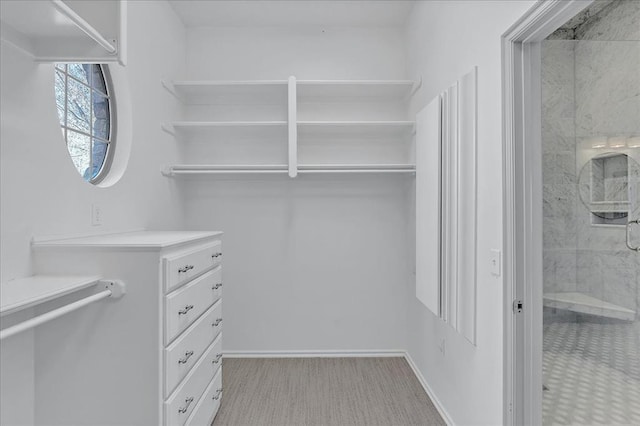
501, 1, 593, 425
403, 352, 454, 426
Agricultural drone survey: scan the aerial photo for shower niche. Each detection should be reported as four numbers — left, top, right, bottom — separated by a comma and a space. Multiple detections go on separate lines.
578, 152, 636, 227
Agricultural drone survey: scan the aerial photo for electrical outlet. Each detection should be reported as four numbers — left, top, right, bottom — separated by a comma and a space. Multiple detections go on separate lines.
91, 204, 102, 226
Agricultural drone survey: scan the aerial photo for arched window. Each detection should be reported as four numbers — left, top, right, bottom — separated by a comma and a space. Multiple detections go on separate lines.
54, 63, 114, 183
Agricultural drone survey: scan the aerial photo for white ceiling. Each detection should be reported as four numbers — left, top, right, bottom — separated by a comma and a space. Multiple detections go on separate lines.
168, 0, 415, 27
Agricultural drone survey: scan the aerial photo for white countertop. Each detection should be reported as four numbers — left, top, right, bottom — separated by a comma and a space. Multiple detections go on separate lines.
32, 231, 223, 250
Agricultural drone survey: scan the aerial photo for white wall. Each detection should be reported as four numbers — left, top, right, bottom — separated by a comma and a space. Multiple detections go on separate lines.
0, 1, 186, 423
405, 1, 535, 424
183, 26, 412, 353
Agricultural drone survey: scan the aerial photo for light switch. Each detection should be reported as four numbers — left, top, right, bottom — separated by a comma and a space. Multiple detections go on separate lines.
490, 249, 501, 276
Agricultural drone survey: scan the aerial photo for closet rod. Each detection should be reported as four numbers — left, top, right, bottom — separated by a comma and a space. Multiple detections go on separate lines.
298, 169, 415, 174
0, 280, 125, 341
51, 0, 117, 55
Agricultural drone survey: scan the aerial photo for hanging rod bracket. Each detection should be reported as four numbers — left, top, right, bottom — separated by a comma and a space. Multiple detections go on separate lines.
161, 166, 174, 177
100, 279, 126, 299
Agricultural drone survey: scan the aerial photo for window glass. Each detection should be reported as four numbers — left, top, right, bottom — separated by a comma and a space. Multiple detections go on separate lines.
54, 63, 114, 183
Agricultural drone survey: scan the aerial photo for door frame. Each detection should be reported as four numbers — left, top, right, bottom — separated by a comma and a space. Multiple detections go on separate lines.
501, 1, 593, 424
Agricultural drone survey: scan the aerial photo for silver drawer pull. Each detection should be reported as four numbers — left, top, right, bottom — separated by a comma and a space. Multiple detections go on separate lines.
178, 350, 194, 364
178, 396, 194, 414
178, 265, 194, 273
212, 388, 223, 401
212, 318, 223, 327
178, 305, 194, 315
212, 282, 223, 290
211, 252, 222, 259
212, 353, 222, 364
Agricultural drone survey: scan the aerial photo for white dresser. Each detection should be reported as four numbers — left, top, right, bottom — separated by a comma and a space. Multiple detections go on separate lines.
31, 231, 224, 426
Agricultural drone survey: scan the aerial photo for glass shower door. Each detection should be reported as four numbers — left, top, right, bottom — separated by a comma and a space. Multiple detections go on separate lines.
541, 37, 640, 425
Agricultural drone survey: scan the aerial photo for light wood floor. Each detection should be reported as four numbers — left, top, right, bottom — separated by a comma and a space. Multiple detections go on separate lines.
212, 357, 446, 426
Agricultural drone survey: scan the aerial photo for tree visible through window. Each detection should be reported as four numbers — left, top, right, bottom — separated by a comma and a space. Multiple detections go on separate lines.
54, 63, 113, 183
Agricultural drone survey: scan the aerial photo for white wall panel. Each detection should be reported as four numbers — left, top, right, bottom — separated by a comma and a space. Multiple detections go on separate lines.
456, 67, 478, 344
416, 96, 441, 317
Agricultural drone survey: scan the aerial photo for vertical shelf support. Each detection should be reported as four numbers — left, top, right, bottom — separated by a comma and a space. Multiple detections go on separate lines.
288, 76, 298, 178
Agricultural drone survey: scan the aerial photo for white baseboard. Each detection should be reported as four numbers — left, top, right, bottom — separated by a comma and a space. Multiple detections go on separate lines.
223, 349, 406, 358
403, 352, 454, 426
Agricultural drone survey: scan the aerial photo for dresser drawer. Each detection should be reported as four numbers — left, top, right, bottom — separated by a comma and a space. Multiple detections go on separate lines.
164, 242, 223, 293
185, 367, 223, 426
164, 336, 220, 426
165, 267, 222, 344
165, 302, 222, 397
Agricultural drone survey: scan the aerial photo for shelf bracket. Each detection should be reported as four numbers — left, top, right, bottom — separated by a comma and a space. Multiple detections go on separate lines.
409, 76, 423, 98
161, 123, 176, 137
161, 80, 182, 102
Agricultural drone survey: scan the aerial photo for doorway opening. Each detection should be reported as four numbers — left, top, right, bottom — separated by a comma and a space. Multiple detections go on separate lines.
503, 0, 640, 424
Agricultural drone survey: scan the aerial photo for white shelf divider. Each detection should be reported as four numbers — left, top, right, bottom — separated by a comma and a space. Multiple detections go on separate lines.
1, 275, 102, 317
288, 76, 297, 178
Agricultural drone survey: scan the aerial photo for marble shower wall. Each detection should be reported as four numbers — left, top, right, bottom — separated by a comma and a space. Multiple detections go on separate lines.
542, 40, 578, 295
543, 0, 640, 316
574, 36, 640, 312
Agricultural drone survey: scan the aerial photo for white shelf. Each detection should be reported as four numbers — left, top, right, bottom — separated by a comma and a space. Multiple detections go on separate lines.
163, 120, 414, 140
32, 230, 223, 250
161, 77, 418, 177
163, 164, 289, 176
166, 80, 288, 104
297, 80, 416, 100
164, 121, 288, 139
298, 121, 415, 137
1, 275, 102, 316
163, 79, 418, 103
0, 0, 125, 63
164, 163, 415, 176
298, 164, 416, 174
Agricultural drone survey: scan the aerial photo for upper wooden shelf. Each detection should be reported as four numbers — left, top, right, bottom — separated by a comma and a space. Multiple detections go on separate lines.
0, 0, 126, 64
1, 275, 102, 316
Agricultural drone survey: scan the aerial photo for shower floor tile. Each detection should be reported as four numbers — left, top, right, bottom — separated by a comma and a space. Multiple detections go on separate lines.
543, 319, 640, 425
